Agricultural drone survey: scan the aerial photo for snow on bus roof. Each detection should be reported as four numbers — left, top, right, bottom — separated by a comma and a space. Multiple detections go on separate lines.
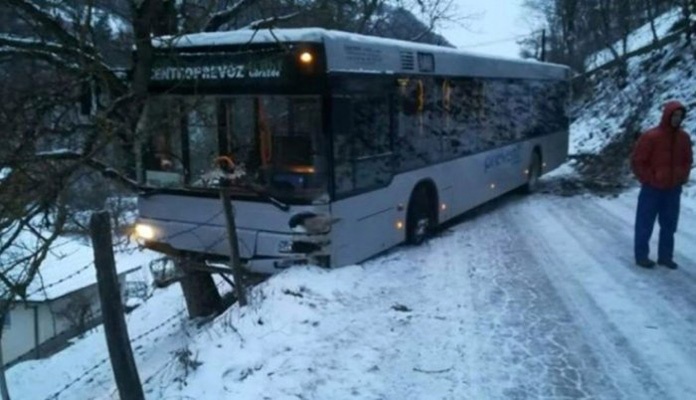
153, 28, 567, 70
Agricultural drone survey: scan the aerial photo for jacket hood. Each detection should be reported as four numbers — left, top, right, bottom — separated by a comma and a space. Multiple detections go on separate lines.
659, 100, 686, 131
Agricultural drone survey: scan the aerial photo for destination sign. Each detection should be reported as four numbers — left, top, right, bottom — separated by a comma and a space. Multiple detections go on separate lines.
150, 55, 285, 83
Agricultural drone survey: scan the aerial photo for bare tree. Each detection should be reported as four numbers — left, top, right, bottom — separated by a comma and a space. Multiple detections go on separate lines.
398, 0, 469, 41
0, 0, 167, 396
645, 0, 660, 43
1, 1, 475, 389
520, 0, 682, 72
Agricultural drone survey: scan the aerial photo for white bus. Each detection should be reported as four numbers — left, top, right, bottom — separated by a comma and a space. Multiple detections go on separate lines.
134, 28, 570, 274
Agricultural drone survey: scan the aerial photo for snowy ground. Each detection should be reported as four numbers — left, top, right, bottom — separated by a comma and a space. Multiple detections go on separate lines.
8, 171, 696, 400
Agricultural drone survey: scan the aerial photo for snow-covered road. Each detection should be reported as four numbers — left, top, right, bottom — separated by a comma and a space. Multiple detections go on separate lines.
278, 188, 696, 400
9, 181, 696, 400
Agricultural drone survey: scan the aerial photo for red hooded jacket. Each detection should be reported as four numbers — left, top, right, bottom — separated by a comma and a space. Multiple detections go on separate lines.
631, 101, 693, 189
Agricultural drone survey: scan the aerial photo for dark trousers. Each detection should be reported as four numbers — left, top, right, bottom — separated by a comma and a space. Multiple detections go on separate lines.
634, 185, 682, 262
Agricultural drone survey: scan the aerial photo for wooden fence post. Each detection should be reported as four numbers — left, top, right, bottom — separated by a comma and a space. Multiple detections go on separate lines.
90, 211, 145, 400
220, 187, 248, 306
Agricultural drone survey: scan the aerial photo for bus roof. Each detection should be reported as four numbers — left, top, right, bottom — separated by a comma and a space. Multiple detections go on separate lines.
153, 28, 569, 81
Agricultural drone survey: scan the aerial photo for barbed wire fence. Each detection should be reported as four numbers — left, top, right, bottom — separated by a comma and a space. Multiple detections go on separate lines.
41, 257, 188, 400
5, 170, 245, 382
39, 248, 240, 400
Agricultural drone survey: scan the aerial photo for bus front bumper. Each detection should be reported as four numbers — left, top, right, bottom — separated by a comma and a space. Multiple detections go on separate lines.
133, 219, 329, 274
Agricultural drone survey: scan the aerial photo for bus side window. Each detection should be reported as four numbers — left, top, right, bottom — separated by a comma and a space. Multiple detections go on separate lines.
482, 79, 511, 150
450, 78, 483, 156
332, 97, 355, 194
352, 96, 392, 190
394, 78, 435, 171
529, 80, 563, 137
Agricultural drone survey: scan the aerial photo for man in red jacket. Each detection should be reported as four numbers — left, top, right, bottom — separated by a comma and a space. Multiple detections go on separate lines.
631, 101, 693, 269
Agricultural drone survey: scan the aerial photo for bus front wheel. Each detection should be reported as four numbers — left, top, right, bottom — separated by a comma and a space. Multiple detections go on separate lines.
406, 186, 436, 245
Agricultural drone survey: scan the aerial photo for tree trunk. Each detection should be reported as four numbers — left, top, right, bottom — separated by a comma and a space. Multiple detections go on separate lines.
564, 0, 578, 69
646, 0, 660, 43
598, 0, 624, 64
134, 102, 150, 184
683, 0, 693, 44
178, 260, 222, 318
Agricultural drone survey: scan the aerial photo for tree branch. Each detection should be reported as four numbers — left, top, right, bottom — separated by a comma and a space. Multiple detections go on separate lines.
1, 2, 128, 95
0, 46, 80, 73
32, 150, 141, 191
7, 0, 87, 52
242, 12, 302, 30
204, 0, 256, 32
14, 199, 68, 300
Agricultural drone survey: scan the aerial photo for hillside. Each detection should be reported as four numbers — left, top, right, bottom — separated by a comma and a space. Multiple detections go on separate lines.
569, 7, 695, 190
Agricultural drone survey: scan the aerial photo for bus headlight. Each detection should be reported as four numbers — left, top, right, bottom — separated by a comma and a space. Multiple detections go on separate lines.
134, 224, 156, 240
299, 51, 313, 64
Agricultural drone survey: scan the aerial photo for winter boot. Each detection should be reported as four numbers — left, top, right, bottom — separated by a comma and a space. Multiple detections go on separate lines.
657, 260, 678, 269
636, 259, 656, 268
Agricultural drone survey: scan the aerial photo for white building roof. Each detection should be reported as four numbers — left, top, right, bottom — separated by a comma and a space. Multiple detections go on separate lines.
3, 232, 160, 302
0, 167, 10, 181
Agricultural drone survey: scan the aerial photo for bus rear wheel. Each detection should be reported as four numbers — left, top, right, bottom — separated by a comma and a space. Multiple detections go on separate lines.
522, 151, 542, 194
406, 186, 436, 245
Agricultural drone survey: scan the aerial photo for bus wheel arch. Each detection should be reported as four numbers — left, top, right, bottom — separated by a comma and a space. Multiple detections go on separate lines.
523, 147, 543, 194
406, 180, 439, 245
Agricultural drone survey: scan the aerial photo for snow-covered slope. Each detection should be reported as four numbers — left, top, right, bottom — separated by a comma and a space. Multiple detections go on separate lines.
586, 8, 683, 71
571, 8, 696, 157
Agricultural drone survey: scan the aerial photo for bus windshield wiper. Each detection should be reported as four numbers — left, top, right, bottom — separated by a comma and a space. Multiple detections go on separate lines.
221, 178, 290, 212
139, 182, 289, 212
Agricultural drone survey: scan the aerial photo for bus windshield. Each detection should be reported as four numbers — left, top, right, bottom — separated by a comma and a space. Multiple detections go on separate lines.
142, 95, 327, 202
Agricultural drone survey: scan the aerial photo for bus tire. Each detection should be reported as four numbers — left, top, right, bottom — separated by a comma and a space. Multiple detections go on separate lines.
406, 185, 436, 245
522, 150, 542, 194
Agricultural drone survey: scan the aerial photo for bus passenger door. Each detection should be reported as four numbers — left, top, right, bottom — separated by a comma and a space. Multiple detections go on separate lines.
330, 95, 399, 266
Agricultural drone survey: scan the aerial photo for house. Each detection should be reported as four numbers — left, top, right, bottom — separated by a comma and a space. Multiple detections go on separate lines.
1, 238, 154, 367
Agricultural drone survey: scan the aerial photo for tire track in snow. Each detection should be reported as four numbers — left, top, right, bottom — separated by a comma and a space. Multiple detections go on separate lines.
390, 196, 622, 400
516, 194, 696, 400
466, 203, 622, 400
512, 198, 666, 399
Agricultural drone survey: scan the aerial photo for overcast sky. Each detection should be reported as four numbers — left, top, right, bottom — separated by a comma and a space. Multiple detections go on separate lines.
438, 0, 534, 59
